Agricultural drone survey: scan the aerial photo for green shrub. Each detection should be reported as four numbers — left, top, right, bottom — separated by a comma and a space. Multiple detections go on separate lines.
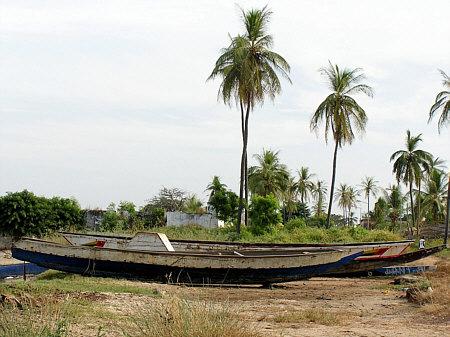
284, 217, 306, 231
248, 194, 282, 235
0, 190, 84, 238
307, 214, 328, 228
139, 205, 165, 228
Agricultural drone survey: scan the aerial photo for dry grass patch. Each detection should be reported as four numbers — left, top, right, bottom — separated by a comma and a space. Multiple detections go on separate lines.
415, 260, 450, 320
122, 297, 261, 337
273, 308, 346, 326
0, 297, 69, 337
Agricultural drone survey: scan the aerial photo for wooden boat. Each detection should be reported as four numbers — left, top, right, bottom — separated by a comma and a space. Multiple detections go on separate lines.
322, 245, 445, 277
61, 231, 413, 261
12, 237, 362, 285
0, 263, 47, 279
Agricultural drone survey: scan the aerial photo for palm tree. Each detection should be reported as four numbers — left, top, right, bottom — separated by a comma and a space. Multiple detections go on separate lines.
248, 149, 289, 198
297, 167, 315, 204
311, 180, 327, 217
208, 7, 291, 233
206, 176, 227, 200
335, 184, 358, 225
429, 70, 449, 133
422, 169, 448, 225
281, 175, 299, 221
183, 195, 204, 214
390, 130, 433, 236
384, 184, 405, 230
360, 177, 379, 228
310, 62, 373, 228
335, 183, 350, 223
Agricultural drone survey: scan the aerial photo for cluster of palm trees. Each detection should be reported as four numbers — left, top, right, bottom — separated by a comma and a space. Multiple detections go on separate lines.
208, 6, 449, 235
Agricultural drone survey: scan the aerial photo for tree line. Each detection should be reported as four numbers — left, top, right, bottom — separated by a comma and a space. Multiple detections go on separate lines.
208, 6, 449, 234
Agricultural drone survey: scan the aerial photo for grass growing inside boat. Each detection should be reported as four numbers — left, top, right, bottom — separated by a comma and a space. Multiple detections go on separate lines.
272, 308, 346, 326
80, 223, 402, 244
122, 297, 260, 337
0, 271, 160, 297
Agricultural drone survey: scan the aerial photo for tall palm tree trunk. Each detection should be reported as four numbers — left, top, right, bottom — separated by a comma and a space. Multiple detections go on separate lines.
326, 140, 339, 228
444, 173, 450, 247
409, 181, 415, 238
237, 102, 251, 234
417, 181, 421, 238
245, 153, 248, 227
367, 195, 370, 229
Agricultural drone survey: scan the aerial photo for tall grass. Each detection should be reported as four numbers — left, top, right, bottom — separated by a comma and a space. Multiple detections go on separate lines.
123, 297, 260, 337
0, 297, 68, 337
149, 223, 402, 244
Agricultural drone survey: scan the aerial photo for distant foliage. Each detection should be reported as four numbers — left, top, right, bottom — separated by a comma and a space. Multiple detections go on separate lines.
100, 202, 143, 232
138, 205, 165, 228
207, 177, 239, 223
306, 214, 329, 228
0, 190, 84, 238
148, 187, 188, 212
248, 194, 282, 235
284, 217, 306, 231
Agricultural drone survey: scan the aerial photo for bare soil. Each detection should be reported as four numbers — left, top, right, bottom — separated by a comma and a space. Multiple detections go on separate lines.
77, 275, 448, 337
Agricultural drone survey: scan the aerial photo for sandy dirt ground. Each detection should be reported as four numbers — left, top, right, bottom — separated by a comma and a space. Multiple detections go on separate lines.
80, 273, 448, 337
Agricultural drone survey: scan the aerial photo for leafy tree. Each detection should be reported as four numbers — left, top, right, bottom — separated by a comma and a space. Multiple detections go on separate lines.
248, 149, 289, 198
148, 187, 187, 212
428, 69, 449, 133
359, 176, 379, 229
248, 194, 282, 235
100, 203, 123, 232
372, 197, 389, 226
138, 205, 165, 228
284, 202, 311, 222
0, 190, 83, 238
390, 130, 432, 236
310, 62, 373, 228
297, 167, 315, 204
208, 6, 291, 233
311, 180, 327, 217
207, 177, 239, 223
384, 185, 405, 230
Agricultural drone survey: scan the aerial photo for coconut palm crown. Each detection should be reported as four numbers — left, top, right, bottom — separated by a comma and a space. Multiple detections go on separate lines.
429, 70, 449, 133
248, 149, 289, 198
311, 62, 373, 227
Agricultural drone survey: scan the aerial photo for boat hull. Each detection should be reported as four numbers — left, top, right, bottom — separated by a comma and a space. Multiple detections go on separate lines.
12, 239, 362, 285
322, 246, 444, 277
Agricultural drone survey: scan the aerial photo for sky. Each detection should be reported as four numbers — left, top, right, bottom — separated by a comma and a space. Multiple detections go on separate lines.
1, 0, 449, 213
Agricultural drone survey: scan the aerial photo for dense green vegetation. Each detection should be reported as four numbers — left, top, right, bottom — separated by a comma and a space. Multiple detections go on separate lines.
0, 190, 83, 238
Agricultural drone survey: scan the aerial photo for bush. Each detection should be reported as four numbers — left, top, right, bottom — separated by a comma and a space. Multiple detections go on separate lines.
0, 190, 84, 238
307, 214, 328, 228
284, 217, 306, 231
248, 194, 282, 235
139, 205, 165, 228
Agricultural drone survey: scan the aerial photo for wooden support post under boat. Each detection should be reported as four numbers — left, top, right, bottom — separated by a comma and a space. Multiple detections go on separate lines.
444, 173, 450, 248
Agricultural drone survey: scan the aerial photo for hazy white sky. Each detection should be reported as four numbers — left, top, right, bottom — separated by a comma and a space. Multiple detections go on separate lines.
1, 0, 449, 212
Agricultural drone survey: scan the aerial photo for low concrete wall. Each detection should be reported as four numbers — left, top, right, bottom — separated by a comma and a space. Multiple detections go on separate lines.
166, 212, 224, 228
0, 236, 13, 250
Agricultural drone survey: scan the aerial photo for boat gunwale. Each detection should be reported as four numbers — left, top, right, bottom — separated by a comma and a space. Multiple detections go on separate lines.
16, 238, 349, 260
